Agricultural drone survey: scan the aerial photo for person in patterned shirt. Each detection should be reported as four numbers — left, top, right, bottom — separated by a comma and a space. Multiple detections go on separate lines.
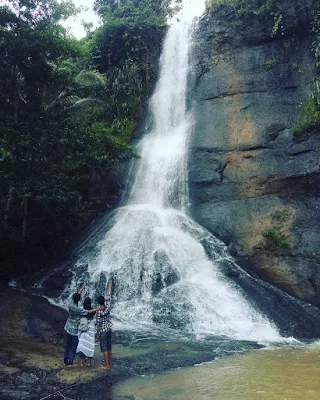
63, 284, 103, 367
96, 281, 112, 370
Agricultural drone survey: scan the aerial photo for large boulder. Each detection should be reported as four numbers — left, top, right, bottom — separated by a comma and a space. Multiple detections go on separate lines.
0, 285, 67, 342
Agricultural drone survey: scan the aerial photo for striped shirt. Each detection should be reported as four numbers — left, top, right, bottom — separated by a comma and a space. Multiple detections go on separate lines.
96, 296, 112, 333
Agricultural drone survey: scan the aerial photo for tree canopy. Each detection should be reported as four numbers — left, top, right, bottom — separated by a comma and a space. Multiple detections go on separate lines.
0, 0, 172, 280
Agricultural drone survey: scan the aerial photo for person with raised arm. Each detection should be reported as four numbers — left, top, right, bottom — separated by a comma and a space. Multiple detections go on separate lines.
96, 281, 113, 370
63, 284, 103, 367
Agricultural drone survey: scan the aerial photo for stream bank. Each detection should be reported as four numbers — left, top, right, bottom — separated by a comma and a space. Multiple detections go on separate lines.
0, 286, 265, 400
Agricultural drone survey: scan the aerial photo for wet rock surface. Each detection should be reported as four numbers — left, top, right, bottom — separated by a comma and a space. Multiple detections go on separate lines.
0, 286, 265, 400
189, 0, 320, 306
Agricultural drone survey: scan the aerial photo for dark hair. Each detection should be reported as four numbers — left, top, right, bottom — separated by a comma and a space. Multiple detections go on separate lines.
97, 295, 105, 306
72, 293, 81, 304
83, 297, 92, 310
83, 296, 94, 320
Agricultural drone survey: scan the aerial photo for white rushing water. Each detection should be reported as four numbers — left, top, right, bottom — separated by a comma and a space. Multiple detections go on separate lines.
61, 0, 281, 341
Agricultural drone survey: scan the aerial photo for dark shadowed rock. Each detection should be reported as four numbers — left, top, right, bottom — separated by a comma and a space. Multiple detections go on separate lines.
226, 270, 240, 278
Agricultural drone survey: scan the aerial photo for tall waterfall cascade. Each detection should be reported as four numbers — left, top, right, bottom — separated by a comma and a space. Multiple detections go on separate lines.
61, 0, 281, 342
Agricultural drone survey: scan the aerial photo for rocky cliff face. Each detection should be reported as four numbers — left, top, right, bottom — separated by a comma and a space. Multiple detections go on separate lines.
189, 0, 320, 306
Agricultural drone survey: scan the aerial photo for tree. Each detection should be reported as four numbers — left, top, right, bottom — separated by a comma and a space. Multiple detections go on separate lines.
0, 0, 78, 240
0, 0, 171, 281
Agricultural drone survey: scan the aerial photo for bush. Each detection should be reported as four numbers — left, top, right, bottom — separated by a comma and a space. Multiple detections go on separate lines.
263, 227, 288, 247
206, 0, 281, 16
294, 89, 320, 134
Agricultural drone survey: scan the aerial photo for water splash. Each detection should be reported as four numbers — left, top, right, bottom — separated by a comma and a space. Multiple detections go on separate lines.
59, 0, 281, 342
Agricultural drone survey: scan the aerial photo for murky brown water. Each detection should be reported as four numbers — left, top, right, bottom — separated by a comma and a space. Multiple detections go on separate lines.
114, 347, 320, 400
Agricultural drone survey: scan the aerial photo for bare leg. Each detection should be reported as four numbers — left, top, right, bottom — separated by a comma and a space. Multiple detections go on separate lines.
107, 350, 112, 369
101, 350, 111, 370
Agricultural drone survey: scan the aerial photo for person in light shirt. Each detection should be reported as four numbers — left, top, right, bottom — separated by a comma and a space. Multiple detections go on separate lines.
63, 284, 103, 367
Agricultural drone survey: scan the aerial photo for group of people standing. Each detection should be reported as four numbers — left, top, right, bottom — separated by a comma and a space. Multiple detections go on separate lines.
63, 282, 113, 370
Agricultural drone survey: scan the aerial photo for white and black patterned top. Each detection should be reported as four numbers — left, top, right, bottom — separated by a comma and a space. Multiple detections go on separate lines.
96, 296, 112, 333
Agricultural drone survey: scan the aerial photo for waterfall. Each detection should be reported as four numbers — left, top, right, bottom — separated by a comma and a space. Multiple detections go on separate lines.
61, 0, 281, 342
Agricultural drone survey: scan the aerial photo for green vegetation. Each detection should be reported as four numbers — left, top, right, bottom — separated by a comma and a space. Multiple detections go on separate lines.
205, 0, 284, 41
206, 0, 282, 17
263, 58, 279, 70
263, 208, 293, 249
295, 1, 320, 135
205, 0, 237, 11
271, 13, 283, 37
263, 228, 288, 248
0, 0, 176, 279
292, 63, 302, 73
294, 81, 320, 134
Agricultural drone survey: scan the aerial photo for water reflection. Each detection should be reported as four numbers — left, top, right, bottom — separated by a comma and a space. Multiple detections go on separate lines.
115, 348, 320, 400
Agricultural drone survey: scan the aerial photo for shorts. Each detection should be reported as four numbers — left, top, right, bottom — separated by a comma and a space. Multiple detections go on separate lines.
100, 330, 112, 352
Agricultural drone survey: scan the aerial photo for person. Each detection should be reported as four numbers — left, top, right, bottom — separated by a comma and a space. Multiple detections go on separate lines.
63, 284, 102, 367
76, 297, 96, 367
96, 281, 112, 370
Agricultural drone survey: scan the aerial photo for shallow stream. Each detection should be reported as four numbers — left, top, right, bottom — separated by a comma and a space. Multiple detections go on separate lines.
113, 345, 320, 400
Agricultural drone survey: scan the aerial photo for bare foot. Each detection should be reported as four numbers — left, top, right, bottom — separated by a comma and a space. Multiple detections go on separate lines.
67, 364, 77, 368
101, 365, 111, 370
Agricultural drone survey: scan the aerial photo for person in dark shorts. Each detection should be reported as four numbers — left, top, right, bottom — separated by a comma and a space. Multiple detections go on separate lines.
96, 281, 112, 370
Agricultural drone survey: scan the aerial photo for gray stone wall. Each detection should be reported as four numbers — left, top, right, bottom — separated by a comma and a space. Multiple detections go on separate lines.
188, 1, 320, 306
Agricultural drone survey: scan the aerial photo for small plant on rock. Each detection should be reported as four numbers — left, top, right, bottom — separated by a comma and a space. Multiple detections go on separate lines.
294, 80, 320, 134
292, 63, 302, 73
263, 227, 289, 248
263, 58, 279, 70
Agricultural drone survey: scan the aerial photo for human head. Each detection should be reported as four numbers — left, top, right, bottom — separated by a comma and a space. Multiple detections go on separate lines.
72, 293, 81, 304
97, 295, 105, 306
83, 297, 92, 310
